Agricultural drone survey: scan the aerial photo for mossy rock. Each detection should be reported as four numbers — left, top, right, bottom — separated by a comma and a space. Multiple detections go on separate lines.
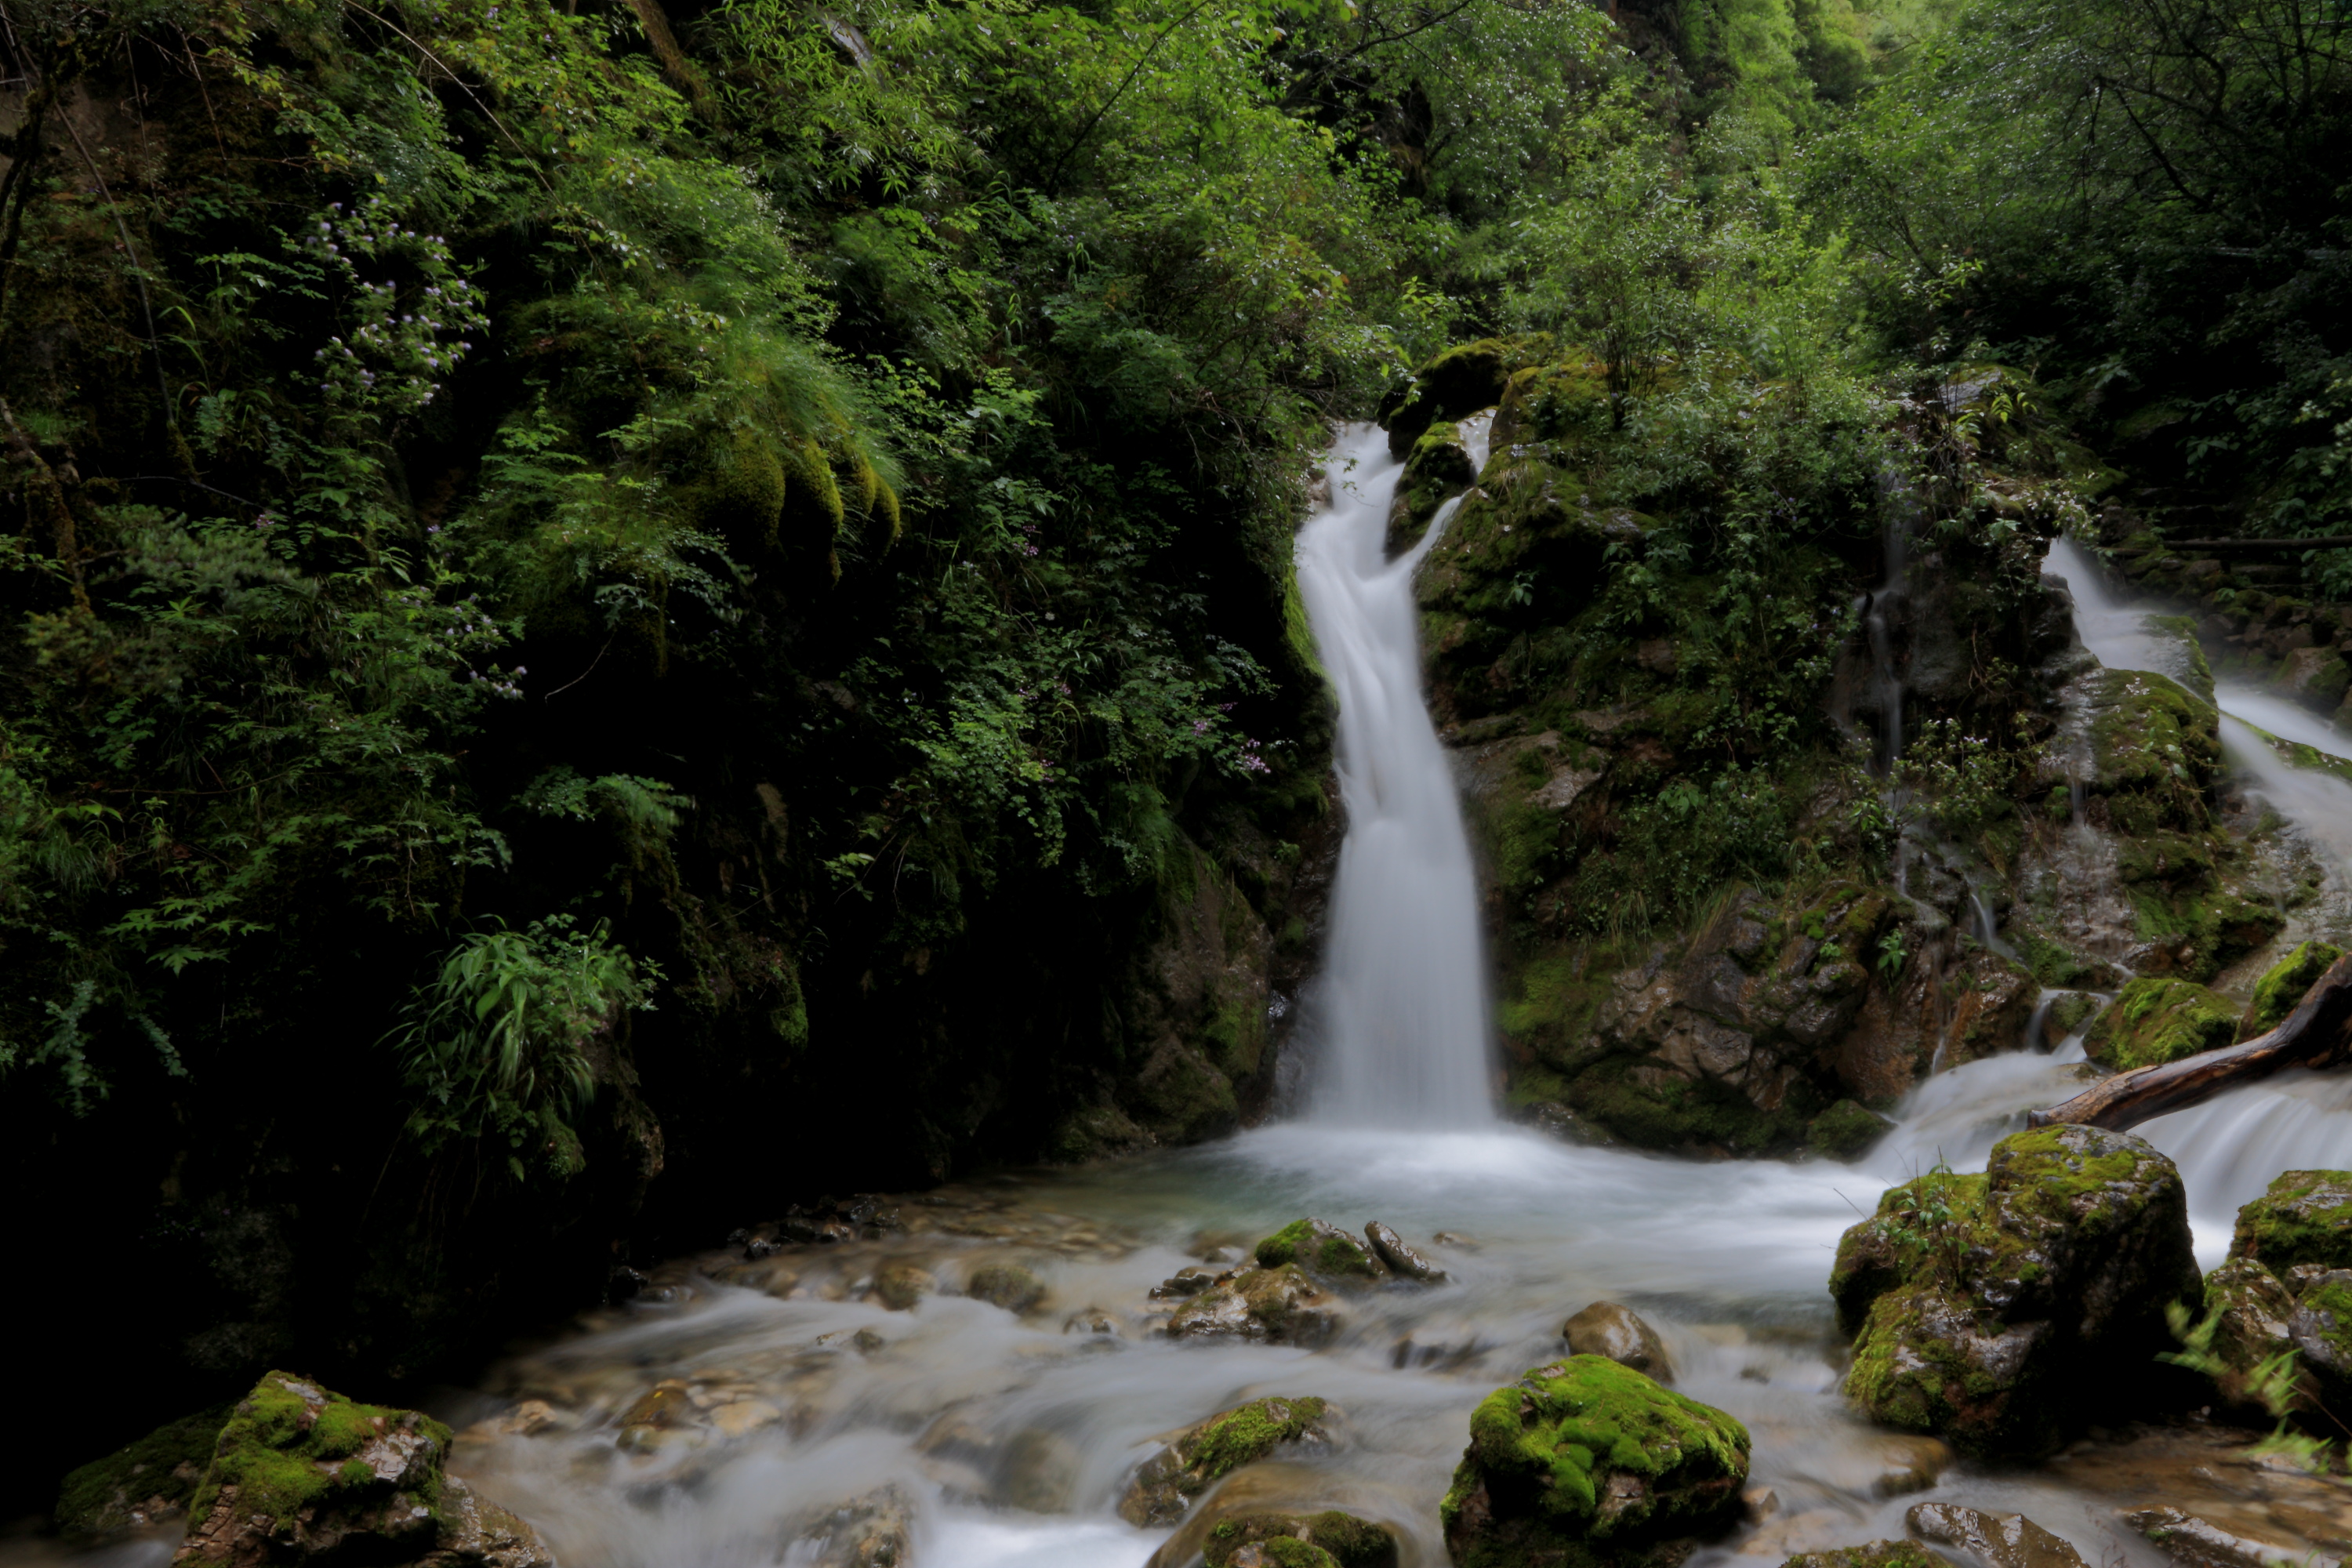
1807, 1099, 1894, 1160
1439, 1356, 1748, 1568
1255, 1217, 1382, 1282
1205, 1511, 1398, 1568
1116, 1396, 1332, 1526
2194, 1255, 2300, 1414
1782, 1544, 1950, 1568
1831, 1125, 2199, 1458
2242, 941, 2345, 1037
2230, 1170, 2352, 1272
1167, 1264, 1341, 1346
1490, 354, 1613, 449
2085, 670, 2222, 833
967, 1263, 1047, 1315
1382, 338, 1516, 457
2082, 977, 2239, 1069
2287, 1275, 2352, 1403
1386, 419, 1479, 557
55, 1404, 232, 1544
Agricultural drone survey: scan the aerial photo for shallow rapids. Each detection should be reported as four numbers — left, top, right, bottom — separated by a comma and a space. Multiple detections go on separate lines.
411, 1048, 2352, 1568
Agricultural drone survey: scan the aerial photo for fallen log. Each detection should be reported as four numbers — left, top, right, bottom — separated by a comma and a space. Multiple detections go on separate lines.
2030, 953, 2352, 1132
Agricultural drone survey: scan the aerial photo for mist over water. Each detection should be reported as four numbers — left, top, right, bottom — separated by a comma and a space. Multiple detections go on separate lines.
1293, 423, 1496, 1127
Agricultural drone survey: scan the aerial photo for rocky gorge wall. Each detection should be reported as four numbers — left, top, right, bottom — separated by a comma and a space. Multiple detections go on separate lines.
1377, 338, 2342, 1154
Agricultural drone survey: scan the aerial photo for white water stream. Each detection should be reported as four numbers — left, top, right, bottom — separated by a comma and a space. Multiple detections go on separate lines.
51, 462, 2352, 1568
1293, 423, 1495, 1126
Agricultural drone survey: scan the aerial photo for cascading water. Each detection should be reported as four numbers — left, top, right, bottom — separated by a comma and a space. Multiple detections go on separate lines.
1293, 423, 1495, 1127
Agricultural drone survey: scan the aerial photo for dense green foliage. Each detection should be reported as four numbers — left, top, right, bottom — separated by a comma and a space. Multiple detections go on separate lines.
5, 0, 2350, 1516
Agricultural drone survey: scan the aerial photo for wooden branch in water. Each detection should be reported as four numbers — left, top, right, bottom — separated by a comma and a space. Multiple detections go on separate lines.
2030, 953, 2352, 1132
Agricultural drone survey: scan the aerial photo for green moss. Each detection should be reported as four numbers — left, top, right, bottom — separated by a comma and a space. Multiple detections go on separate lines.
189, 1371, 452, 1534
1566, 1056, 1813, 1153
1807, 1099, 1891, 1160
2082, 976, 2239, 1069
2087, 670, 2222, 832
2230, 1170, 2352, 1270
55, 1404, 234, 1544
1254, 1218, 1379, 1279
2245, 941, 2344, 1036
1187, 1396, 1330, 1484
1440, 1356, 1748, 1548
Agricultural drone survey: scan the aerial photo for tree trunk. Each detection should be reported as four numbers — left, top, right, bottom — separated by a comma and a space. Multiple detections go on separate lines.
2030, 953, 2352, 1132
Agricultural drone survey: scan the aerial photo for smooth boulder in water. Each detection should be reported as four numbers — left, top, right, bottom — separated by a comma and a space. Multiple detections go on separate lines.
1203, 1510, 1399, 1568
172, 1370, 550, 1566
1117, 1396, 1334, 1526
1364, 1221, 1450, 1283
1439, 1355, 1749, 1568
1906, 1503, 2088, 1568
1830, 1124, 2200, 1458
1168, 1264, 1342, 1345
1562, 1301, 1674, 1381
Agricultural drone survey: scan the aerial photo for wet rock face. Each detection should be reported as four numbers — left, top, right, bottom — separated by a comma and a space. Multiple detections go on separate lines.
1830, 1125, 2201, 1458
1562, 1301, 1674, 1382
1364, 1221, 1450, 1283
173, 1371, 550, 1567
1782, 1544, 1948, 1568
1116, 1396, 1334, 1527
1167, 1265, 1341, 1347
2229, 1169, 2352, 1272
1440, 1355, 1749, 1568
786, 1486, 912, 1568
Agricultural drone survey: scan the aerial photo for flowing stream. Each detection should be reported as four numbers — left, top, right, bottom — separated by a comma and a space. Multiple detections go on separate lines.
58, 469, 2352, 1568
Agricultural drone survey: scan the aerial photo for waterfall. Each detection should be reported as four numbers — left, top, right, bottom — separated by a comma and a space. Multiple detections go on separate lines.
1293, 423, 1495, 1127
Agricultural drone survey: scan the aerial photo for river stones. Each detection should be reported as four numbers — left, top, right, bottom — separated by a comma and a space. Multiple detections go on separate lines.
1562, 1301, 1674, 1381
871, 1261, 937, 1310
1364, 1221, 1450, 1283
2126, 1507, 2308, 1568
1118, 1396, 1334, 1526
967, 1262, 1047, 1314
1783, 1545, 1949, 1568
1906, 1504, 2087, 1568
1169, 1265, 1341, 1346
1830, 1124, 2200, 1458
786, 1485, 913, 1568
172, 1370, 550, 1567
2230, 1169, 2352, 1270
1257, 1218, 1385, 1283
1439, 1355, 1750, 1568
1204, 1510, 1399, 1567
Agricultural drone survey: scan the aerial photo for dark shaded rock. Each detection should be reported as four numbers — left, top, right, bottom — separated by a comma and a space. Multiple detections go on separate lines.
172, 1370, 550, 1566
56, 1404, 232, 1544
1905, 1503, 2087, 1568
1808, 1099, 1895, 1160
1562, 1301, 1673, 1381
2192, 1255, 2299, 1414
1382, 339, 1510, 458
1116, 1396, 1333, 1526
1364, 1221, 1450, 1283
1439, 1356, 1748, 1568
1830, 1125, 2201, 1458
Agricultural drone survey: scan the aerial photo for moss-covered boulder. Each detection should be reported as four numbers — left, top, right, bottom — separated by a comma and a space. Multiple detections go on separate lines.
1387, 419, 1480, 557
1116, 1396, 1333, 1526
1255, 1218, 1384, 1283
56, 1404, 232, 1544
1829, 1125, 2200, 1458
2082, 977, 2240, 1070
1203, 1511, 1398, 1568
2242, 942, 2345, 1038
1381, 338, 1512, 458
2228, 1170, 2352, 1271
1167, 1264, 1341, 1346
2286, 1272, 2352, 1406
1808, 1099, 1895, 1160
1439, 1356, 1749, 1568
172, 1370, 549, 1566
2273, 647, 2351, 713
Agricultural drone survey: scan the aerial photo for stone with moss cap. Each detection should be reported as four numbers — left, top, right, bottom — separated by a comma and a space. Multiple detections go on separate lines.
2082, 977, 2240, 1070
1167, 1263, 1341, 1345
172, 1370, 550, 1566
1116, 1396, 1334, 1526
1203, 1510, 1398, 1568
1255, 1218, 1385, 1283
1829, 1125, 2199, 1458
2229, 1170, 2352, 1271
56, 1403, 232, 1544
1439, 1355, 1749, 1568
2242, 942, 2346, 1038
